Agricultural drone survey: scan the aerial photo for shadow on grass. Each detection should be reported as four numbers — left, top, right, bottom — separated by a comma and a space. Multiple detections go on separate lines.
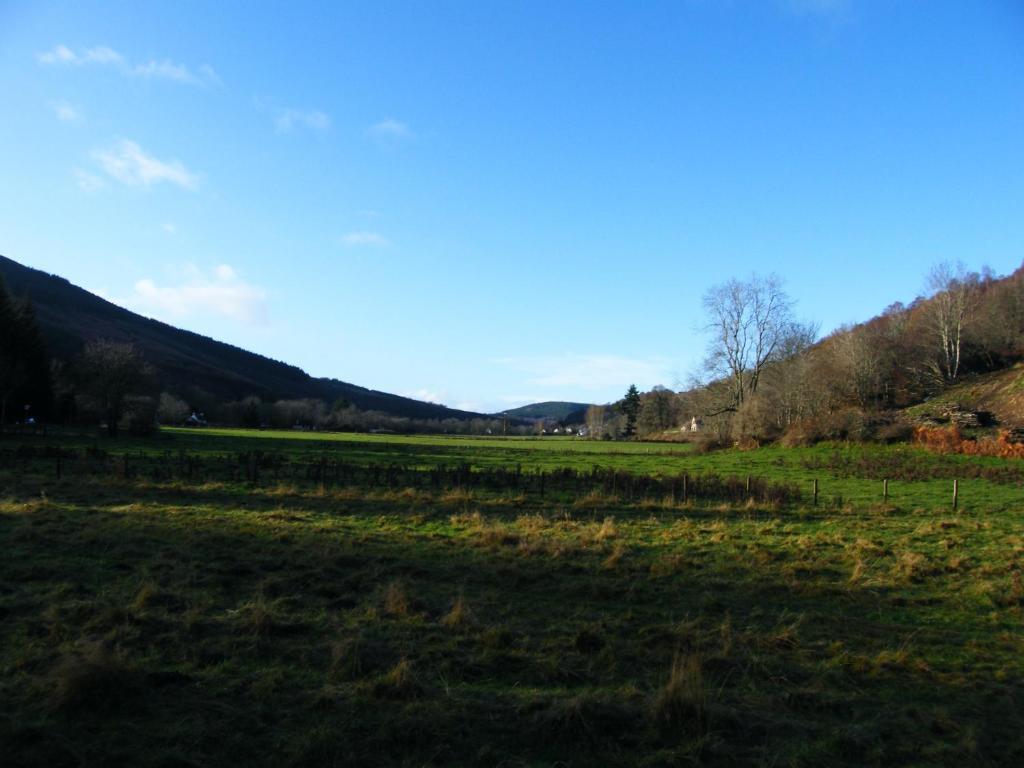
1, 478, 1022, 767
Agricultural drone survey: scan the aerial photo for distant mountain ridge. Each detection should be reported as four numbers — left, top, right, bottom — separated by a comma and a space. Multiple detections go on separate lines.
0, 254, 486, 420
501, 401, 592, 422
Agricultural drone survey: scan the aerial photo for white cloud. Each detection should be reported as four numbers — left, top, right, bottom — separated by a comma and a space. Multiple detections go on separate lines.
161, 222, 178, 235
50, 101, 80, 122
37, 44, 219, 86
73, 168, 105, 193
93, 140, 200, 190
340, 231, 390, 248
368, 118, 413, 145
401, 388, 447, 405
38, 44, 79, 64
495, 354, 673, 392
274, 109, 331, 133
126, 263, 268, 324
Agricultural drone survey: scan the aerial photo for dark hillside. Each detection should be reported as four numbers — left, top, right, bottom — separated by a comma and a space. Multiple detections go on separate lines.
0, 254, 483, 420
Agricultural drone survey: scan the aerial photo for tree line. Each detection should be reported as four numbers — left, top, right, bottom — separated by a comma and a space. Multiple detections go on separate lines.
588, 260, 1024, 444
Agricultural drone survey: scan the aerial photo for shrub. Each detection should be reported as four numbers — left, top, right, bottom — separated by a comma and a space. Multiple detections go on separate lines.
914, 426, 1024, 459
780, 420, 821, 447
731, 395, 781, 444
691, 432, 726, 454
877, 420, 914, 444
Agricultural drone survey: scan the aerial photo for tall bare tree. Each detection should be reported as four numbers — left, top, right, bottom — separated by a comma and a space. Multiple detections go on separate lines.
701, 274, 797, 411
585, 404, 606, 439
924, 261, 978, 384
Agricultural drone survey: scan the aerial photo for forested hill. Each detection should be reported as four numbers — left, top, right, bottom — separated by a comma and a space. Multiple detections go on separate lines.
502, 401, 591, 422
0, 254, 484, 420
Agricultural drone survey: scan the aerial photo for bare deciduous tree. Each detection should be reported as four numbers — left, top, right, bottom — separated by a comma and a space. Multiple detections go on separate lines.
701, 274, 797, 412
924, 261, 979, 384
585, 404, 606, 439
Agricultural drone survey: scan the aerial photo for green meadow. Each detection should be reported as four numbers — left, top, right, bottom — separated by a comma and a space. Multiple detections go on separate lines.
2, 428, 1022, 766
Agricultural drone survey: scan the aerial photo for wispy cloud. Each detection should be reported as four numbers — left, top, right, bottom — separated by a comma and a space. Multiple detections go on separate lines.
161, 222, 178, 236
49, 100, 81, 122
274, 108, 331, 133
93, 139, 200, 190
495, 354, 673, 392
368, 118, 413, 146
37, 44, 220, 87
73, 168, 105, 194
340, 231, 391, 248
125, 263, 268, 324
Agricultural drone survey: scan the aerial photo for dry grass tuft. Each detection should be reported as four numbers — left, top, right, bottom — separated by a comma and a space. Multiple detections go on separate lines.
515, 514, 548, 534
849, 558, 866, 585
651, 653, 704, 726
449, 510, 483, 527
234, 596, 278, 636
440, 488, 473, 505
601, 541, 627, 570
594, 517, 618, 542
573, 490, 620, 509
477, 522, 521, 549
374, 658, 421, 698
440, 592, 475, 628
50, 640, 135, 713
893, 550, 929, 582
383, 580, 412, 617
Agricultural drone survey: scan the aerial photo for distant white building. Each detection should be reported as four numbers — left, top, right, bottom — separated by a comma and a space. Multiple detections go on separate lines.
685, 416, 702, 432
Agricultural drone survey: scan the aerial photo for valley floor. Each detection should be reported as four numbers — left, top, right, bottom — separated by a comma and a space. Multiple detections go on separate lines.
1, 429, 1022, 766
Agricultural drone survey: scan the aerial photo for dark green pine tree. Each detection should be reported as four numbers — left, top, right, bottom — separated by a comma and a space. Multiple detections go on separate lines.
620, 383, 641, 438
13, 296, 53, 421
0, 276, 53, 427
0, 276, 25, 428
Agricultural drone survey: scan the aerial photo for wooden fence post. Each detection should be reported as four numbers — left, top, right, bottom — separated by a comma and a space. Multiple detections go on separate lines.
953, 479, 959, 510
883, 479, 888, 502
812, 479, 818, 506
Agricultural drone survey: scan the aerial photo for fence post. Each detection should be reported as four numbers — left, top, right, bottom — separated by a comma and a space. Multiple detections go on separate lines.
883, 478, 888, 502
682, 474, 688, 504
812, 479, 818, 506
745, 475, 751, 496
953, 479, 959, 510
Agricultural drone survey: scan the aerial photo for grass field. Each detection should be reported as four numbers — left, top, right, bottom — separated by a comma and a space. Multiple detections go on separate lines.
2, 428, 1023, 766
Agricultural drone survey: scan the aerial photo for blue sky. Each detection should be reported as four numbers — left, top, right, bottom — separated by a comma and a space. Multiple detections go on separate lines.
2, 1, 1022, 413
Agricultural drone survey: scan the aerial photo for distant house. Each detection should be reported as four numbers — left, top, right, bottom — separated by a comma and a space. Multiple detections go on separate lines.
685, 416, 702, 433
187, 412, 208, 427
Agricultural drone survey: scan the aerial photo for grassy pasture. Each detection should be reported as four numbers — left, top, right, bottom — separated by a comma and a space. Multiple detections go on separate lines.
1, 428, 1023, 766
